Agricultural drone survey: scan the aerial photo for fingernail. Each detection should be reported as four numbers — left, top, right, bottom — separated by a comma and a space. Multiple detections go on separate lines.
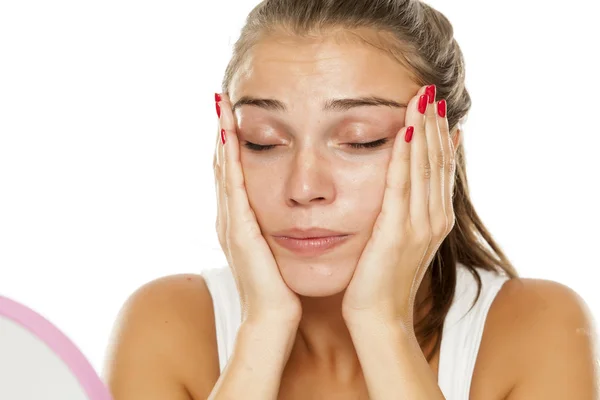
405, 126, 414, 143
418, 95, 428, 114
215, 93, 222, 118
437, 99, 447, 118
426, 85, 436, 104
221, 129, 226, 145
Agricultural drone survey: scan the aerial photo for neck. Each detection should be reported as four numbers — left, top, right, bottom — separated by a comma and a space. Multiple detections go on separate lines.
286, 269, 435, 382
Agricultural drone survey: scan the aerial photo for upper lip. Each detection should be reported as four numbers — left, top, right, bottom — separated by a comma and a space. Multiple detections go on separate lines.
273, 227, 348, 239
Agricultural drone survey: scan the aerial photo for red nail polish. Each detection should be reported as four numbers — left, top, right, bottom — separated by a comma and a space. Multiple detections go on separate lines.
405, 126, 414, 143
221, 129, 226, 145
418, 95, 428, 114
437, 99, 447, 118
426, 85, 436, 104
216, 102, 221, 118
215, 93, 222, 102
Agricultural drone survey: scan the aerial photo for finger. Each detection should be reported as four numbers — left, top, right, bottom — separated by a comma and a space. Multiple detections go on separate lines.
409, 86, 431, 234
215, 166, 228, 260
214, 94, 223, 203
424, 86, 447, 236
218, 94, 258, 239
437, 99, 456, 232
379, 124, 413, 230
214, 94, 227, 256
213, 93, 224, 170
213, 122, 221, 169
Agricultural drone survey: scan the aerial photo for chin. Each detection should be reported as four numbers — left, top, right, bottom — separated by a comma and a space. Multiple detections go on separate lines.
277, 256, 357, 297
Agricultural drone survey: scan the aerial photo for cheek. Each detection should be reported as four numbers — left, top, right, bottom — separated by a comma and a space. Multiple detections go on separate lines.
242, 163, 280, 225
336, 164, 388, 227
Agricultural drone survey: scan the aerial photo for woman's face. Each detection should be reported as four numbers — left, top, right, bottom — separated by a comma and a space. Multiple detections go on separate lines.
228, 32, 422, 297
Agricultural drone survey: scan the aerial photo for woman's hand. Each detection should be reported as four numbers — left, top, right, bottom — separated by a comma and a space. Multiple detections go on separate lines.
341, 84, 456, 330
214, 93, 302, 325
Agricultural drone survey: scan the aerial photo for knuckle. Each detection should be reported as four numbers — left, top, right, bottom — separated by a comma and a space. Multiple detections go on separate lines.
223, 180, 230, 197
433, 153, 445, 170
421, 160, 432, 180
399, 149, 411, 163
223, 178, 245, 199
445, 157, 456, 174
401, 180, 412, 197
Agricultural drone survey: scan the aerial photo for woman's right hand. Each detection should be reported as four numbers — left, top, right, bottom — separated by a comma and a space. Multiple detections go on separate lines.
213, 93, 302, 325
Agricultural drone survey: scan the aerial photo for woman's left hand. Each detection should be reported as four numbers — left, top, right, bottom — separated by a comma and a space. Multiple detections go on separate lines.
342, 84, 457, 330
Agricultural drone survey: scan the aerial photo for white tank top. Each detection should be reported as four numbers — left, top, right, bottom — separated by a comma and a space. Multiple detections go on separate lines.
201, 262, 510, 400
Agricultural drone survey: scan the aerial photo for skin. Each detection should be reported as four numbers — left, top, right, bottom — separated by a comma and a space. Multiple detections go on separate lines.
104, 29, 599, 399
229, 32, 442, 384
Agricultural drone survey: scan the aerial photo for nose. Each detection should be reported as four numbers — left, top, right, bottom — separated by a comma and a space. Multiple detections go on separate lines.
285, 148, 335, 207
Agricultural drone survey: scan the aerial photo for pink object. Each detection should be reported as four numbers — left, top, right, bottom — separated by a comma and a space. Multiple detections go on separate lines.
0, 295, 113, 400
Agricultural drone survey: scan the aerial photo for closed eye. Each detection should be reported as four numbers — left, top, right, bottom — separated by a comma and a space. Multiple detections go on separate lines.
242, 138, 390, 152
346, 138, 389, 149
243, 142, 277, 151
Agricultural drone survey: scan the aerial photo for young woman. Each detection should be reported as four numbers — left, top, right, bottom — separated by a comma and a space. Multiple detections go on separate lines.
103, 0, 598, 399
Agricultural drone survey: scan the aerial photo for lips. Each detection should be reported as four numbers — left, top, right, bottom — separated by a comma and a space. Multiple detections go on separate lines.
272, 228, 351, 256
272, 227, 348, 239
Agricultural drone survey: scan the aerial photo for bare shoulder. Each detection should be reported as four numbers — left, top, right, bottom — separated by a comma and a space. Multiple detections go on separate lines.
474, 276, 599, 400
103, 273, 220, 400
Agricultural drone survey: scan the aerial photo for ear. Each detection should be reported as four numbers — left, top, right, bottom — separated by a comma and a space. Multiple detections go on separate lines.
451, 128, 461, 154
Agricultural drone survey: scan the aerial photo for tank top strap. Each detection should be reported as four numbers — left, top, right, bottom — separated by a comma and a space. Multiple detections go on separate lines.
201, 266, 242, 373
437, 263, 510, 399
202, 262, 511, 396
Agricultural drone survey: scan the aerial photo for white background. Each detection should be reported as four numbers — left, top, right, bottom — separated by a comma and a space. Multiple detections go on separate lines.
1, 0, 599, 375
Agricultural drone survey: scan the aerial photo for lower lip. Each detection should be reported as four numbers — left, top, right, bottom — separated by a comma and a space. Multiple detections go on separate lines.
273, 235, 350, 256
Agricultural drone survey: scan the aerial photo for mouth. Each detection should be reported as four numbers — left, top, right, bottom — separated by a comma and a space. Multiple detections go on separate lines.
272, 234, 351, 256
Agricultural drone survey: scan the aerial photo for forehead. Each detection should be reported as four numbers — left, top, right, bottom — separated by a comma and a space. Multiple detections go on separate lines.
229, 30, 420, 106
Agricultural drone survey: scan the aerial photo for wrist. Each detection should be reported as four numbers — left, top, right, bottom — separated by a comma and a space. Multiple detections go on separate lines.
244, 308, 301, 330
236, 318, 299, 367
344, 310, 415, 340
239, 315, 300, 347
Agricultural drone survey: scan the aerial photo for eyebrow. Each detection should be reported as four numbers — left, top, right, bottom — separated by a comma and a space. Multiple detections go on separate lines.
231, 96, 408, 113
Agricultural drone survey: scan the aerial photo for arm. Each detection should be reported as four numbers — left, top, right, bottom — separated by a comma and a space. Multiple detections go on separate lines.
346, 279, 600, 400
503, 279, 599, 400
103, 274, 299, 400
345, 315, 445, 400
103, 274, 219, 400
208, 318, 299, 400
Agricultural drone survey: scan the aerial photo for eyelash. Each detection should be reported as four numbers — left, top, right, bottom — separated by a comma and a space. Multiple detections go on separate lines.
347, 138, 389, 149
243, 138, 389, 152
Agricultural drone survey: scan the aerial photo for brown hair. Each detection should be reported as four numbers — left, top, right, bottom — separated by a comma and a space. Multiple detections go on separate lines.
219, 0, 519, 361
